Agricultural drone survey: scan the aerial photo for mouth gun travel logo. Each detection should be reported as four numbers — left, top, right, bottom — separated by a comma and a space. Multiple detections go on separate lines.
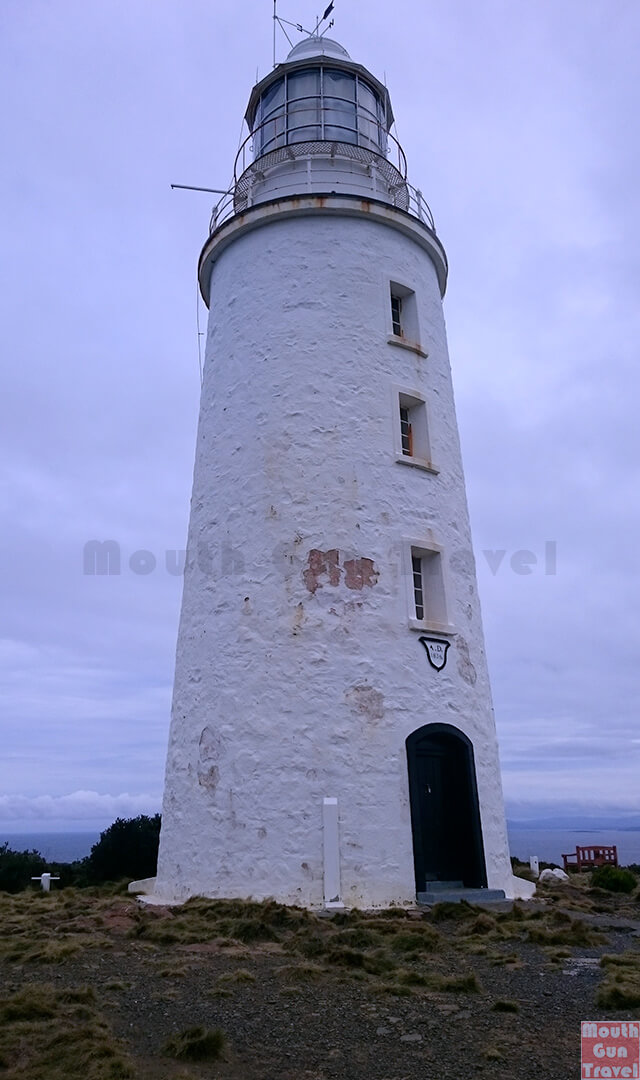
581, 1022, 640, 1078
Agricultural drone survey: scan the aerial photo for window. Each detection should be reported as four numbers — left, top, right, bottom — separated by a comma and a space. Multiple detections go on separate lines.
287, 68, 321, 143
408, 545, 450, 630
323, 69, 357, 145
412, 553, 424, 619
391, 293, 402, 337
399, 404, 413, 456
357, 79, 386, 152
393, 388, 436, 471
257, 77, 286, 153
389, 281, 421, 347
253, 68, 387, 158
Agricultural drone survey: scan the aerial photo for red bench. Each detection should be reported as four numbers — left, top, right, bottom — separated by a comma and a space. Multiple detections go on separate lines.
562, 845, 618, 873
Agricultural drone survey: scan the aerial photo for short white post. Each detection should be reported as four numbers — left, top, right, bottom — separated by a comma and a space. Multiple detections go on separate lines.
322, 797, 344, 909
31, 873, 60, 892
529, 856, 539, 878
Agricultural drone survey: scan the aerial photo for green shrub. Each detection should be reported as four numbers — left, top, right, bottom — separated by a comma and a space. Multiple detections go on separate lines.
0, 843, 47, 893
591, 865, 637, 894
85, 814, 161, 884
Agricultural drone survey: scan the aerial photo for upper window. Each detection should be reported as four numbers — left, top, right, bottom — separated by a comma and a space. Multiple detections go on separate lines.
389, 281, 421, 346
391, 294, 402, 337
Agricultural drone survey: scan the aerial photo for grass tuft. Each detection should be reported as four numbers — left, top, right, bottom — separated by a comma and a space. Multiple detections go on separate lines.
163, 1025, 226, 1062
436, 972, 481, 993
527, 917, 605, 948
430, 901, 475, 923
597, 949, 640, 1009
216, 968, 256, 984
390, 928, 439, 953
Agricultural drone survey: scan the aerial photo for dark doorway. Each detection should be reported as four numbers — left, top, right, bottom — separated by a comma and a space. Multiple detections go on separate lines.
406, 724, 487, 892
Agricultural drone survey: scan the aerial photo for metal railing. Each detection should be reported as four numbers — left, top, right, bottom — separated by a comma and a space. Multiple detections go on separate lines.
233, 110, 407, 186
206, 118, 436, 237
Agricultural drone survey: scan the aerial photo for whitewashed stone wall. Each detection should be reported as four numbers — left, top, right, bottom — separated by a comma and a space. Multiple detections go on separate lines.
155, 207, 517, 907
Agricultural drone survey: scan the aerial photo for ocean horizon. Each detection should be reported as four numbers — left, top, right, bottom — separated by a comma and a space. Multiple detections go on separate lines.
1, 831, 100, 863
2, 824, 640, 869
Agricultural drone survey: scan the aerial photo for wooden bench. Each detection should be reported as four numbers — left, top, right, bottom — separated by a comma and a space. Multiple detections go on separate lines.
562, 845, 618, 873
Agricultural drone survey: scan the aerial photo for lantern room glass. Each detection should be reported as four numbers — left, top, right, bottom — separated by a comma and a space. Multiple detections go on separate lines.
254, 67, 387, 157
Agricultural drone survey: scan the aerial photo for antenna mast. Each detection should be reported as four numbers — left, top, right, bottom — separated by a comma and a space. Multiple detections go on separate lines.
272, 2, 336, 65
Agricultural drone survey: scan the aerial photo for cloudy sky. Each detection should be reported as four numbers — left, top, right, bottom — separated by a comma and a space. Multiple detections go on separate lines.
1, 0, 639, 832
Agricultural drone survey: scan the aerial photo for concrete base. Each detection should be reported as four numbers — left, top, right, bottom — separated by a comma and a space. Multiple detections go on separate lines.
128, 876, 157, 895
418, 887, 507, 905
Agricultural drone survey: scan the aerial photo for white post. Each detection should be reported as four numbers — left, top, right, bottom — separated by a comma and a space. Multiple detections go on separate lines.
322, 797, 344, 909
529, 856, 539, 878
31, 872, 60, 892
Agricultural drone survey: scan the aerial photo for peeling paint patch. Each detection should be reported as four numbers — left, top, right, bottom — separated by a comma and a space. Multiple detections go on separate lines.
303, 549, 378, 593
198, 726, 222, 791
303, 548, 340, 593
455, 636, 477, 686
346, 684, 385, 721
292, 601, 305, 634
344, 557, 378, 590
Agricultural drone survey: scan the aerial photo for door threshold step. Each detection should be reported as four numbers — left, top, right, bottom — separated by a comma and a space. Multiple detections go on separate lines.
423, 881, 464, 891
417, 888, 506, 905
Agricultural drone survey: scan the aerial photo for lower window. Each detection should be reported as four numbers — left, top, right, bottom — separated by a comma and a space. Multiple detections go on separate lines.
408, 544, 450, 630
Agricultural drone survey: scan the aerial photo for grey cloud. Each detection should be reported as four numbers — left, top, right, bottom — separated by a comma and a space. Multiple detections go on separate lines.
1, 1, 639, 823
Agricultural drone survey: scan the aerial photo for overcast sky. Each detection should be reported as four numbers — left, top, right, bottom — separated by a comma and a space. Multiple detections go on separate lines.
1, 0, 639, 832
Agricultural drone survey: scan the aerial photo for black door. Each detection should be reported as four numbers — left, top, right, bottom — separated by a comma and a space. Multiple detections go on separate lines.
406, 724, 487, 891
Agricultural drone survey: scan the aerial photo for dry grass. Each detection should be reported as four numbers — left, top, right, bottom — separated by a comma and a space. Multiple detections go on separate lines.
0, 983, 134, 1079
1, 880, 637, 1077
162, 1025, 226, 1062
598, 949, 640, 1009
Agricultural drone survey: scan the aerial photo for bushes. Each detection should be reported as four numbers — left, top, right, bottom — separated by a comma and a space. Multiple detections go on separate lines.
591, 865, 638, 894
0, 843, 47, 893
85, 814, 161, 884
0, 814, 162, 892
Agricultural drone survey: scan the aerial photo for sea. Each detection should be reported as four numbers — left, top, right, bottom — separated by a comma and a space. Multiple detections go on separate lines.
1, 832, 100, 863
506, 826, 640, 868
2, 826, 640, 868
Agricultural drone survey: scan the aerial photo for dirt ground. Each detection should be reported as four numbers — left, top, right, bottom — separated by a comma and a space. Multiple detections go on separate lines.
1, 876, 639, 1079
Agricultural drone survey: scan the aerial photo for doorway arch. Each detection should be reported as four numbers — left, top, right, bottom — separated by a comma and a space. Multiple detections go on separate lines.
406, 723, 487, 892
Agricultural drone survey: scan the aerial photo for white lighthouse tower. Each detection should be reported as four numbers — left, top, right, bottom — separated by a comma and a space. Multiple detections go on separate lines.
153, 32, 532, 908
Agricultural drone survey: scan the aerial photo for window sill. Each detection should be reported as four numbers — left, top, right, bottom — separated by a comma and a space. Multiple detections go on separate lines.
395, 454, 439, 475
408, 619, 456, 636
387, 335, 428, 359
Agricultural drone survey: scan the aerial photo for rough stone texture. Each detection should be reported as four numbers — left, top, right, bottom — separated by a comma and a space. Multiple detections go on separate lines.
155, 206, 518, 908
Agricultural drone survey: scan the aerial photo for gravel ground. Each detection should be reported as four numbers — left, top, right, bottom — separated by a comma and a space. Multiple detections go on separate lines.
1, 882, 639, 1079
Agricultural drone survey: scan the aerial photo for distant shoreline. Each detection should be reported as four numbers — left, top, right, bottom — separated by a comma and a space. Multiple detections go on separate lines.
3, 824, 640, 870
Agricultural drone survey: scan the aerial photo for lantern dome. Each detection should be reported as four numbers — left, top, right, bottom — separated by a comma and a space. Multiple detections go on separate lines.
286, 36, 351, 62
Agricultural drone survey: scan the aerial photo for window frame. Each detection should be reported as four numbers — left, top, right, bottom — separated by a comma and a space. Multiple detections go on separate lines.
391, 294, 402, 337
387, 280, 428, 358
402, 538, 454, 634
391, 385, 439, 474
254, 67, 388, 157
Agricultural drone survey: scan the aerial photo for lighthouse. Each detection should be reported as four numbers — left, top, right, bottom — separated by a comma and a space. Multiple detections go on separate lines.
152, 32, 532, 908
